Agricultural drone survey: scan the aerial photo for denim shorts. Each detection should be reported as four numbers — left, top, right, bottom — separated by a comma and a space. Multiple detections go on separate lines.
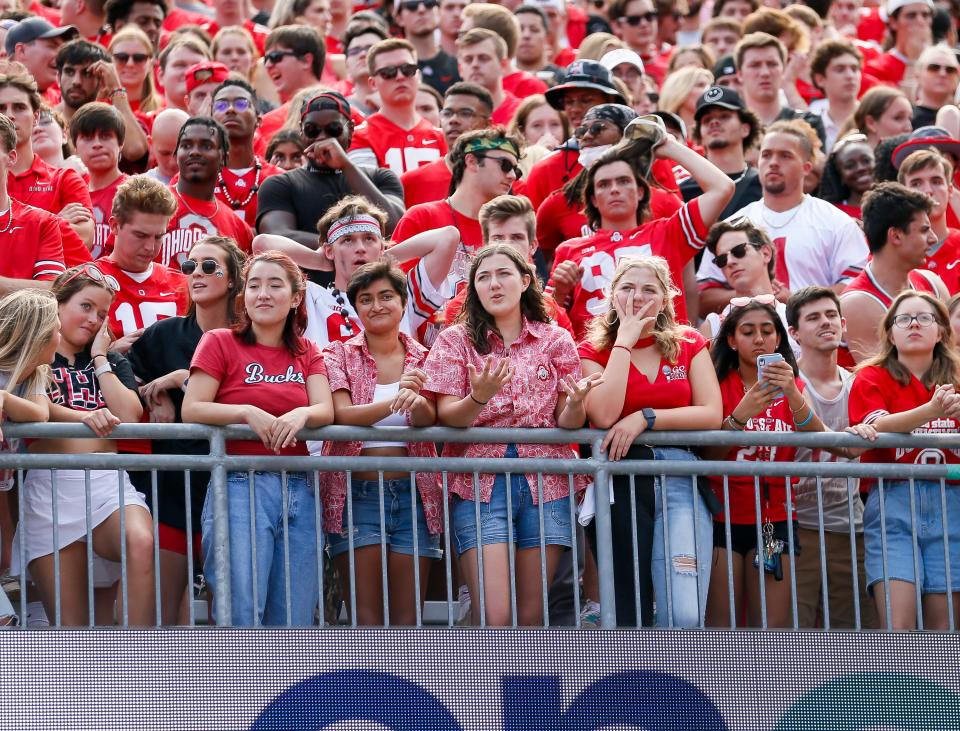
326, 478, 441, 559
712, 520, 801, 556
863, 479, 960, 593
451, 444, 573, 555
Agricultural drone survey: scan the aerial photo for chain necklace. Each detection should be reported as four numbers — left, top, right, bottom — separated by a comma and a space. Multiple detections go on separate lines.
176, 188, 219, 219
328, 284, 355, 336
0, 205, 13, 234
217, 161, 262, 209
759, 198, 804, 231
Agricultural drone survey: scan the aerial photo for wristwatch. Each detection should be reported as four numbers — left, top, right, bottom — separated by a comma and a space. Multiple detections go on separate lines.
642, 407, 656, 430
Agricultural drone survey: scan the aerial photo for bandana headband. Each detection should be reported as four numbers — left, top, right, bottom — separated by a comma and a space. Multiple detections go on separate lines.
327, 214, 382, 244
462, 137, 520, 158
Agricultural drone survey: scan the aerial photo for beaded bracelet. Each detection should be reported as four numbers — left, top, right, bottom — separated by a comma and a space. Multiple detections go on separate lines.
795, 409, 814, 428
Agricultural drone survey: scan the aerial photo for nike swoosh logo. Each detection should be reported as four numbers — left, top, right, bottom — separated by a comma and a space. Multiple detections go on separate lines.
159, 292, 177, 296
948, 261, 960, 270
422, 139, 438, 145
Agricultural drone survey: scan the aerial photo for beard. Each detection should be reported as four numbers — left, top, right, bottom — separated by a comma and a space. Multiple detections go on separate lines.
705, 137, 731, 150
763, 177, 786, 195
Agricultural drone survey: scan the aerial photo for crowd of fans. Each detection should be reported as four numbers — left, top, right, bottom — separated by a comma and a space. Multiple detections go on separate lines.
0, 0, 957, 631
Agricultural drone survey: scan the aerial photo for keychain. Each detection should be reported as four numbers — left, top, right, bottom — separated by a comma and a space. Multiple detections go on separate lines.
753, 521, 785, 581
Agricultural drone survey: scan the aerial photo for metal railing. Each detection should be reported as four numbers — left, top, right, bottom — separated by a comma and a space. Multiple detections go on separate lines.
1, 423, 958, 631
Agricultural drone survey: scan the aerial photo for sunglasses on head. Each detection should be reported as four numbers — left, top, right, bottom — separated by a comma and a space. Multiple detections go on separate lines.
714, 242, 760, 268
180, 258, 222, 276
61, 264, 120, 293
301, 121, 345, 139
113, 51, 149, 65
212, 98, 252, 114
575, 121, 610, 138
264, 49, 300, 65
374, 63, 419, 80
399, 0, 438, 10
474, 153, 521, 177
620, 11, 657, 25
729, 293, 776, 308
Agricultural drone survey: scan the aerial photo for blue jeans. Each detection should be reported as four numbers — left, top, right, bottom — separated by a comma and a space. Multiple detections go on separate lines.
201, 471, 319, 627
652, 448, 713, 628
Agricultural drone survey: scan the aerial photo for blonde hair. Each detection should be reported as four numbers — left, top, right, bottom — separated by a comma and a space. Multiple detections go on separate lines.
0, 290, 58, 397
281, 84, 329, 131
212, 25, 260, 81
658, 66, 714, 115
576, 33, 624, 61
586, 256, 690, 363
109, 27, 163, 113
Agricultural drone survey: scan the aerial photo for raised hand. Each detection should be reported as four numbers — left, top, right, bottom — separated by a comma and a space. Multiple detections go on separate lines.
560, 372, 603, 405
614, 296, 657, 349
467, 356, 513, 404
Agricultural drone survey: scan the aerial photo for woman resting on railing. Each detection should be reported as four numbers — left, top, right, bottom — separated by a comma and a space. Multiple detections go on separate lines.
849, 290, 960, 630
703, 299, 825, 628
183, 252, 334, 627
321, 261, 442, 626
423, 244, 599, 626
579, 256, 722, 628
127, 235, 246, 625
15, 268, 153, 626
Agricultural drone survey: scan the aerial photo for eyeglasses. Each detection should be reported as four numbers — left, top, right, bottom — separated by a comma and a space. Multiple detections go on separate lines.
714, 242, 761, 268
729, 293, 775, 309
264, 49, 300, 65
574, 121, 611, 139
440, 107, 484, 120
301, 121, 345, 139
373, 63, 419, 80
181, 258, 222, 276
212, 98, 252, 114
619, 11, 657, 25
113, 52, 149, 65
474, 153, 521, 178
926, 63, 960, 75
61, 264, 120, 293
399, 0, 438, 10
345, 43, 375, 58
893, 312, 937, 329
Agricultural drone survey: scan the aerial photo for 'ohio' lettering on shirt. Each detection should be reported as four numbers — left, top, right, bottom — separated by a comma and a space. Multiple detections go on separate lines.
244, 363, 305, 384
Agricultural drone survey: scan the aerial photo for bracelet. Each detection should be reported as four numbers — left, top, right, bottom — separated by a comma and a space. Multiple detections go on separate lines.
790, 401, 806, 414
611, 344, 632, 355
725, 414, 743, 431
91, 353, 108, 361
94, 362, 113, 378
795, 409, 814, 428
107, 88, 127, 98
469, 392, 488, 406
728, 412, 747, 428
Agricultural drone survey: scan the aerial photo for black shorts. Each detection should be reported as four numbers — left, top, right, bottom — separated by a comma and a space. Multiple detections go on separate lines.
712, 520, 801, 556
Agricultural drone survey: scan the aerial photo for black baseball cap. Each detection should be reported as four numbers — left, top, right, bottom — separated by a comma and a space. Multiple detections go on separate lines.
694, 85, 746, 121
712, 55, 736, 80
5, 18, 77, 56
544, 60, 625, 109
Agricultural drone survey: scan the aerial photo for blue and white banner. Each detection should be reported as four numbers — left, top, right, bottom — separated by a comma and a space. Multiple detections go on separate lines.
3, 630, 960, 729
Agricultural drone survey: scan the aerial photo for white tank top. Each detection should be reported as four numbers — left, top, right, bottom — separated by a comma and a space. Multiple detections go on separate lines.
361, 382, 408, 449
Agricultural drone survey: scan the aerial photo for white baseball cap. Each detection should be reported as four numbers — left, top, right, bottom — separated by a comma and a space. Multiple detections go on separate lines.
527, 0, 566, 10
885, 0, 933, 17
599, 48, 645, 76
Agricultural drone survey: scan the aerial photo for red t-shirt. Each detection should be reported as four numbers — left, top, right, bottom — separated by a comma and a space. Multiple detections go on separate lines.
254, 102, 289, 160
159, 190, 254, 269
850, 364, 960, 475
709, 369, 804, 524
392, 198, 483, 251
549, 199, 707, 335
928, 229, 960, 295
833, 202, 861, 220
202, 19, 269, 55
503, 71, 548, 97
491, 91, 522, 126
97, 259, 188, 337
864, 51, 907, 86
190, 328, 327, 456
90, 173, 128, 260
214, 158, 284, 228
348, 113, 447, 175
577, 328, 708, 421
400, 156, 451, 208
0, 199, 65, 281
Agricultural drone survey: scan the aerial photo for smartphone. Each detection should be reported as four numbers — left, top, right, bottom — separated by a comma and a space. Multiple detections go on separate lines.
757, 353, 785, 398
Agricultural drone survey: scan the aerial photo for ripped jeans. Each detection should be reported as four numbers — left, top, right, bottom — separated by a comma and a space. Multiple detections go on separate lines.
586, 446, 713, 628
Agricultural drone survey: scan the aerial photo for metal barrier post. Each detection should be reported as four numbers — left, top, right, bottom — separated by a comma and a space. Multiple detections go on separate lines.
209, 428, 232, 627
591, 437, 617, 629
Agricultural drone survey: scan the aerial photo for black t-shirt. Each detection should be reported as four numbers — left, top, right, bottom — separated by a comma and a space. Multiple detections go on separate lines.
126, 314, 208, 533
776, 107, 827, 151
419, 50, 460, 95
680, 167, 763, 220
913, 104, 938, 130
49, 350, 138, 409
255, 164, 404, 239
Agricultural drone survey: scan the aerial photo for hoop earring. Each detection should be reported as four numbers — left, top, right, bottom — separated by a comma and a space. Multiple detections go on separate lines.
604, 309, 619, 326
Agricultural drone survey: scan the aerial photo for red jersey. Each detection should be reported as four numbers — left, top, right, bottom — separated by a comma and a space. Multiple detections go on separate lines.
549, 199, 707, 335
214, 158, 284, 228
927, 229, 960, 295
0, 199, 65, 281
254, 102, 288, 160
97, 259, 188, 337
864, 51, 907, 86
577, 328, 708, 421
159, 190, 254, 269
202, 19, 269, 55
392, 198, 483, 251
857, 7, 886, 45
709, 369, 804, 524
491, 91, 522, 126
503, 71, 548, 97
348, 113, 447, 175
833, 202, 861, 220
840, 264, 940, 308
850, 364, 960, 475
400, 156, 451, 208
90, 173, 128, 260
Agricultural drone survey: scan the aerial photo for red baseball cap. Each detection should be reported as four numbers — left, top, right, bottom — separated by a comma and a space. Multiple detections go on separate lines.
185, 62, 230, 95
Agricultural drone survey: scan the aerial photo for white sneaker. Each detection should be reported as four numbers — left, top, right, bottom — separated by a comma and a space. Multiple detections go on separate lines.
456, 585, 471, 626
579, 600, 601, 628
25, 601, 49, 628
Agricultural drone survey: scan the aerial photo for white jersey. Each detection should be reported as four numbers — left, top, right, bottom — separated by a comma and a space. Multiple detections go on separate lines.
697, 195, 868, 292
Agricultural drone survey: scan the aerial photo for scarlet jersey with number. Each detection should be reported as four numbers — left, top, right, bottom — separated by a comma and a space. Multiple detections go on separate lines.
0, 199, 65, 281
400, 157, 451, 208
90, 174, 128, 260
213, 159, 284, 228
549, 199, 706, 336
97, 259, 189, 336
840, 263, 940, 307
159, 191, 254, 269
927, 229, 960, 295
347, 113, 447, 175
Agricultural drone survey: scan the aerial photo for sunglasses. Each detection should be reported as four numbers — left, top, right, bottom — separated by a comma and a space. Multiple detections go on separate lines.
373, 63, 419, 80
61, 264, 120, 293
474, 153, 521, 178
264, 49, 300, 65
399, 0, 438, 10
113, 51, 149, 65
302, 121, 345, 139
926, 63, 960, 75
729, 293, 776, 308
619, 11, 657, 25
180, 258, 222, 276
212, 98, 252, 114
574, 121, 611, 139
714, 242, 761, 269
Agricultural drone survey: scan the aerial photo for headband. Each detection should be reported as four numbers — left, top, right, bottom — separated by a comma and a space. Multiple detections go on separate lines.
462, 136, 520, 158
301, 91, 351, 121
327, 213, 382, 245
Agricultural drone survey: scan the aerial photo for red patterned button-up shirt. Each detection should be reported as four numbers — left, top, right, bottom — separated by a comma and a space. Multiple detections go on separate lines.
321, 331, 442, 534
423, 318, 587, 503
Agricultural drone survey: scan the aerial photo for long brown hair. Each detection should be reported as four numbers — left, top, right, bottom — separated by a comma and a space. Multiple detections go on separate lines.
859, 290, 960, 388
187, 236, 247, 322
232, 252, 309, 355
456, 244, 550, 355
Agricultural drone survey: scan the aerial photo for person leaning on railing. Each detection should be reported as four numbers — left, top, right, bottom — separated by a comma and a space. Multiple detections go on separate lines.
126, 235, 246, 626
320, 261, 443, 626
579, 255, 723, 629
182, 251, 335, 627
14, 267, 154, 627
849, 290, 960, 631
423, 244, 600, 627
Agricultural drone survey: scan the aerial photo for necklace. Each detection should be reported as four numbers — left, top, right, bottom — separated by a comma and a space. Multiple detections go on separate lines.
0, 205, 13, 234
729, 166, 749, 184
218, 161, 262, 209
759, 199, 804, 230
328, 285, 355, 336
176, 188, 219, 219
